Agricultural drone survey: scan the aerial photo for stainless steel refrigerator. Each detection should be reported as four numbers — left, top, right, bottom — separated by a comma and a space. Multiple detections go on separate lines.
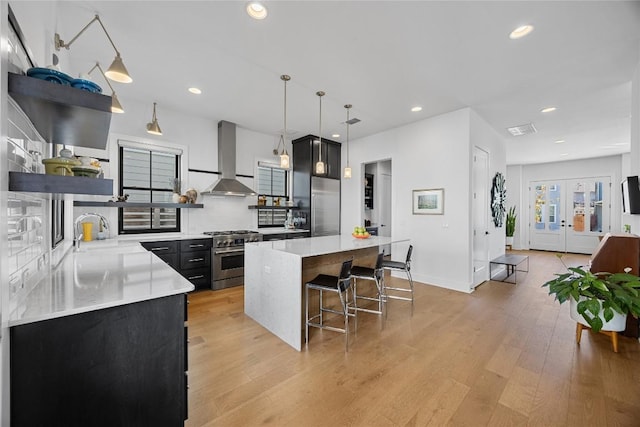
311, 177, 341, 236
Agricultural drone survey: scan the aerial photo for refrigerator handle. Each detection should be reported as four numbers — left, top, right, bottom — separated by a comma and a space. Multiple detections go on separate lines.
311, 193, 316, 233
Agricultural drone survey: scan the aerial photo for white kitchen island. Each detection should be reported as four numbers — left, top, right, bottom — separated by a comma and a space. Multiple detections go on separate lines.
244, 234, 400, 351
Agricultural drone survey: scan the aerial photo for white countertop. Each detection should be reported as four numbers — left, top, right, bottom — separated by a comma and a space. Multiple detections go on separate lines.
10, 236, 198, 327
247, 234, 396, 258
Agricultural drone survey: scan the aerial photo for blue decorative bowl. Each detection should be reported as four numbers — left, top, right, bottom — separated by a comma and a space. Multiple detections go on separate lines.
71, 78, 102, 94
26, 67, 74, 86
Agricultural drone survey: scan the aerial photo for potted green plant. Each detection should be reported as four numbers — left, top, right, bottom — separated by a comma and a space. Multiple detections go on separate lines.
542, 254, 640, 334
505, 205, 516, 246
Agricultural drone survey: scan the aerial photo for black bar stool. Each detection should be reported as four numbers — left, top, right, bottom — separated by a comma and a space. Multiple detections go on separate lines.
350, 252, 385, 317
305, 259, 356, 351
382, 245, 414, 306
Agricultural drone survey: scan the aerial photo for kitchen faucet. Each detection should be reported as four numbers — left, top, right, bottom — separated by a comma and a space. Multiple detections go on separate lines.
74, 213, 110, 249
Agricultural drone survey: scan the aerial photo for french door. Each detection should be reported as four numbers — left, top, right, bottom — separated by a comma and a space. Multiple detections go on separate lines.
529, 177, 610, 254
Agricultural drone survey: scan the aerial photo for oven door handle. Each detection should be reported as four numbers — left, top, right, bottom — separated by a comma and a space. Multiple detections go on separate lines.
214, 248, 245, 255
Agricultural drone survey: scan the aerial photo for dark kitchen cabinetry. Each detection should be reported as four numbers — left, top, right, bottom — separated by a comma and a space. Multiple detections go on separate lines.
141, 240, 180, 269
293, 134, 342, 180
142, 238, 212, 291
293, 135, 342, 237
10, 294, 188, 426
180, 239, 212, 290
365, 173, 374, 209
261, 231, 311, 241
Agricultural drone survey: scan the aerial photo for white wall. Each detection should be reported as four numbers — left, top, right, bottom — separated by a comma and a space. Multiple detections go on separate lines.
469, 110, 507, 265
509, 155, 623, 249
623, 42, 640, 234
342, 108, 497, 292
72, 96, 283, 234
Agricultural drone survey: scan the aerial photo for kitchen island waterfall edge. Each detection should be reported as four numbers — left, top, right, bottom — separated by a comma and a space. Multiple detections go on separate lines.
244, 235, 403, 351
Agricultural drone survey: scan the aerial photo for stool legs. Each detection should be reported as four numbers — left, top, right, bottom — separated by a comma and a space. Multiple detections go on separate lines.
383, 268, 414, 305
305, 284, 356, 351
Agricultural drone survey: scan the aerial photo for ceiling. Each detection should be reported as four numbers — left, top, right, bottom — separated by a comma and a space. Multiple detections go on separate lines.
24, 1, 640, 165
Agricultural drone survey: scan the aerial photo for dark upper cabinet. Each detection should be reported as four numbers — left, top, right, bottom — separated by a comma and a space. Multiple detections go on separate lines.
296, 135, 341, 179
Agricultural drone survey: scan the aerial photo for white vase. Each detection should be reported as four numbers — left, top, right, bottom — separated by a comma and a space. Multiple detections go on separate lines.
172, 193, 181, 203
506, 236, 514, 246
569, 297, 626, 331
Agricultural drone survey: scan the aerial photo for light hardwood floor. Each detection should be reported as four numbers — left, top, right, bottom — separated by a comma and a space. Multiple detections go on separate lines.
185, 250, 640, 426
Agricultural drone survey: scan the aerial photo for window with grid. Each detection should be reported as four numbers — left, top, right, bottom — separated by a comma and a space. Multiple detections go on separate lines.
257, 165, 288, 227
118, 145, 181, 234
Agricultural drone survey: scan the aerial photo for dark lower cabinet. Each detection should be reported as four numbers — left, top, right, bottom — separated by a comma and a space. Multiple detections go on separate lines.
261, 231, 311, 241
10, 294, 188, 427
142, 238, 212, 291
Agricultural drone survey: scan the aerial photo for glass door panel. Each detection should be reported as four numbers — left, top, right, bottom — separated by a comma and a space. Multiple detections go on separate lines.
530, 181, 564, 251
530, 177, 610, 254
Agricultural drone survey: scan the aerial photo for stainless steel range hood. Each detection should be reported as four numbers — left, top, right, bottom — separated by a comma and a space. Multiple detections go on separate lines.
201, 120, 257, 196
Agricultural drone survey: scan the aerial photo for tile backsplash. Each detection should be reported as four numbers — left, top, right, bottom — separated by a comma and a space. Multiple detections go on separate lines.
6, 98, 49, 316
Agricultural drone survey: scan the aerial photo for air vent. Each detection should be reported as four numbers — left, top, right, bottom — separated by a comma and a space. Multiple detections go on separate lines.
345, 118, 361, 125
507, 123, 537, 136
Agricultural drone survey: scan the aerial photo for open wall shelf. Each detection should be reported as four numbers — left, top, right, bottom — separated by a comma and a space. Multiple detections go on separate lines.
9, 172, 113, 195
8, 72, 112, 149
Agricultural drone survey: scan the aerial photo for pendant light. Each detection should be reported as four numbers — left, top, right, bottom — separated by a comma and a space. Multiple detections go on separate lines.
277, 75, 291, 169
343, 104, 352, 179
315, 91, 326, 175
146, 102, 162, 135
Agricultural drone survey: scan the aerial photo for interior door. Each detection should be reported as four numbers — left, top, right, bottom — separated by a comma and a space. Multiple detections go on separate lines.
530, 177, 610, 254
379, 172, 392, 255
379, 173, 392, 238
472, 147, 489, 288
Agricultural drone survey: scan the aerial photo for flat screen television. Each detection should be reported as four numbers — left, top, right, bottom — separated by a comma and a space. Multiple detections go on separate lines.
621, 176, 640, 214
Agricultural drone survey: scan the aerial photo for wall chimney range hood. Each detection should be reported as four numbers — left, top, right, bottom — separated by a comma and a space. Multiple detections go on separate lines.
201, 120, 257, 197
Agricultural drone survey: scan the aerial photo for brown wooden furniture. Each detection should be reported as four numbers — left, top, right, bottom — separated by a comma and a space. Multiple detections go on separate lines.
576, 323, 620, 352
589, 232, 640, 338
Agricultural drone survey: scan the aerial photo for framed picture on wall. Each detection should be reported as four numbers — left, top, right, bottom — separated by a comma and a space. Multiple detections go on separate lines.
413, 188, 444, 215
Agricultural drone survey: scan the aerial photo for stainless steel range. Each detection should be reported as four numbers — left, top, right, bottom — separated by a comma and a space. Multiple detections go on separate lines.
203, 230, 263, 290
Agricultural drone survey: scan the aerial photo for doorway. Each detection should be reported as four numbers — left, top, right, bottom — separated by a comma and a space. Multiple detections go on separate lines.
472, 147, 489, 288
363, 160, 392, 253
529, 177, 611, 254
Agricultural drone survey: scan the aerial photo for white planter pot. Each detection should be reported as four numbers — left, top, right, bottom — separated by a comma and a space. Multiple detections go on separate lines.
506, 236, 514, 246
569, 297, 626, 332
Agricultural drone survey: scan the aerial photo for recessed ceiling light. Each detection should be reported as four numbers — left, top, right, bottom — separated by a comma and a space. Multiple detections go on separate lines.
554, 139, 565, 144
332, 134, 340, 138
411, 106, 422, 112
188, 87, 202, 95
541, 106, 557, 113
509, 24, 534, 40
246, 1, 267, 20
614, 142, 630, 146
560, 153, 569, 156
